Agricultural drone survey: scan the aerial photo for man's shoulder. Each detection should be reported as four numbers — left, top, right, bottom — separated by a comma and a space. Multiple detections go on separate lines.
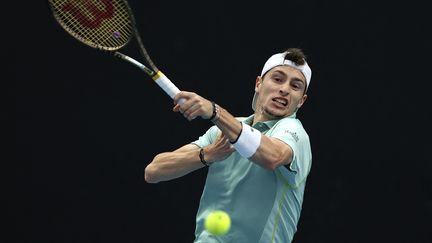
272, 117, 308, 137
274, 116, 303, 127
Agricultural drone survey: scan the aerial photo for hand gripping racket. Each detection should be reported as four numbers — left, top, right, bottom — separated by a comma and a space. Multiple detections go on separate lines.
48, 0, 185, 104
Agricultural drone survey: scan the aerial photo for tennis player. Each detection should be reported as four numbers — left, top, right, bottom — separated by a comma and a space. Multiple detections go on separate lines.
145, 48, 313, 243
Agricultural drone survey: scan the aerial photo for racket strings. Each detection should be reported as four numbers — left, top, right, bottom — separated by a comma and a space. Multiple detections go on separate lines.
105, 1, 132, 48
49, 0, 133, 50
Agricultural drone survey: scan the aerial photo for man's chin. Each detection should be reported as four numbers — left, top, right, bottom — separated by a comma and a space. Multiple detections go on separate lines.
261, 107, 288, 119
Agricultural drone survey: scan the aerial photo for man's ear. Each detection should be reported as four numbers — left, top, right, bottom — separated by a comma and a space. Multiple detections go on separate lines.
255, 76, 262, 93
297, 94, 308, 109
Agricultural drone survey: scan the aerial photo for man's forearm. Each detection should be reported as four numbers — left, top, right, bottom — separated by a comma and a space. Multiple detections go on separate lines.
144, 149, 204, 183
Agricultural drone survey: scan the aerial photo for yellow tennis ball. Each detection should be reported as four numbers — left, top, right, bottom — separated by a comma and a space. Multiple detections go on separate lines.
204, 210, 231, 236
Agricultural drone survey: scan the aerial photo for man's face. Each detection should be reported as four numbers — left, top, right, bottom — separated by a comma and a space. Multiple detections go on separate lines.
255, 65, 308, 120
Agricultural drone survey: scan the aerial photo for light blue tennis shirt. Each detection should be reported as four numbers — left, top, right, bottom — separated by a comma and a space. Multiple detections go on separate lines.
192, 113, 312, 243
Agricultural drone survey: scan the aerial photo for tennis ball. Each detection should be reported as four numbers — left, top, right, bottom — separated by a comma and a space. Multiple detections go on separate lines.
204, 210, 231, 236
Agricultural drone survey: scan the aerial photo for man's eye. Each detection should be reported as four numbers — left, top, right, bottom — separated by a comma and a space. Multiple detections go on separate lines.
292, 83, 303, 90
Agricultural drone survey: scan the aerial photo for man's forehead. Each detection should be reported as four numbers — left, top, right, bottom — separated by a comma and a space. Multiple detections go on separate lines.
270, 66, 306, 82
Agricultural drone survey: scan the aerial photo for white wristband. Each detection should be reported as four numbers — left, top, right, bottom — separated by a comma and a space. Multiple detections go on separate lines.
232, 123, 261, 158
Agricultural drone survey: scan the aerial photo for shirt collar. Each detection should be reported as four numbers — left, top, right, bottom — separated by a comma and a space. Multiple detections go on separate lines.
243, 112, 297, 131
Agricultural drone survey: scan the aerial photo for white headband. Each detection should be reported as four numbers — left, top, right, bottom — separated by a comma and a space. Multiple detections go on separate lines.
260, 52, 312, 87
252, 51, 312, 111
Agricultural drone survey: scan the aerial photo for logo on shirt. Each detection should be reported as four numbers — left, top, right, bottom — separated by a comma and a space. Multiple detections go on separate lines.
285, 130, 299, 142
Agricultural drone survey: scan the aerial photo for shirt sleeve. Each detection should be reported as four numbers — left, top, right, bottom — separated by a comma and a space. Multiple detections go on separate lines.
191, 125, 221, 148
269, 119, 312, 188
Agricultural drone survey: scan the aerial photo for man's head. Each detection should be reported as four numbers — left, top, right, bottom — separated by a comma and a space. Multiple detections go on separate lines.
252, 48, 311, 121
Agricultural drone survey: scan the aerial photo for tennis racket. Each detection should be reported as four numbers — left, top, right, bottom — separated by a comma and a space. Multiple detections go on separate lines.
48, 0, 185, 104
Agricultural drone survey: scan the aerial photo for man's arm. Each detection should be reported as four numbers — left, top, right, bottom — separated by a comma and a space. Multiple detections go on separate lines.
173, 91, 294, 171
144, 144, 203, 183
144, 134, 234, 183
213, 105, 294, 170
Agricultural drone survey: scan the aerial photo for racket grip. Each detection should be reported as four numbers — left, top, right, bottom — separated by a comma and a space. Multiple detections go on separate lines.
152, 71, 185, 105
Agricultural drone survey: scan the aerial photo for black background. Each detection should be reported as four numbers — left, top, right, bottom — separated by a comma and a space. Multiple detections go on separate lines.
13, 1, 431, 242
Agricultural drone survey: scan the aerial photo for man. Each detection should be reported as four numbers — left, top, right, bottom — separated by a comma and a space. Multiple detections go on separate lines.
145, 48, 312, 243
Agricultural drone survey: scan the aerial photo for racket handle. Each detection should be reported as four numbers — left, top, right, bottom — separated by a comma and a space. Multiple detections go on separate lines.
113, 52, 185, 105
152, 71, 185, 105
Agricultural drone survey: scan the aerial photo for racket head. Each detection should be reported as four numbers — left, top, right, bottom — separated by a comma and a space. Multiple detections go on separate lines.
48, 0, 134, 51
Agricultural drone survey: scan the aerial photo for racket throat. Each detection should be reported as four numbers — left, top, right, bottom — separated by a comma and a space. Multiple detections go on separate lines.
113, 52, 156, 76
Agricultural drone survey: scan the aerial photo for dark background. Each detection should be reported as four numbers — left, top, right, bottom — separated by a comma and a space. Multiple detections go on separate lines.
13, 1, 431, 242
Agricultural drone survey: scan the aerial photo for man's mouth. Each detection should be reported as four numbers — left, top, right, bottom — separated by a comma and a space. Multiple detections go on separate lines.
272, 97, 288, 107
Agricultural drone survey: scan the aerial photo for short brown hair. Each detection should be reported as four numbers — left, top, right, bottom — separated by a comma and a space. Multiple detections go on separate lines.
284, 48, 306, 65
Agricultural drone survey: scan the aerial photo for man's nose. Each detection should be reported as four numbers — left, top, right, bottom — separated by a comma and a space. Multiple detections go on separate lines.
279, 85, 290, 95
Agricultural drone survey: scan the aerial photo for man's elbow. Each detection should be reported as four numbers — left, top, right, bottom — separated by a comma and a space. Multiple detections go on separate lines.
144, 165, 160, 184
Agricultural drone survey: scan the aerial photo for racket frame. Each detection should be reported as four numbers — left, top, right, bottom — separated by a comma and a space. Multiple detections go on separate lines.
48, 0, 184, 102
